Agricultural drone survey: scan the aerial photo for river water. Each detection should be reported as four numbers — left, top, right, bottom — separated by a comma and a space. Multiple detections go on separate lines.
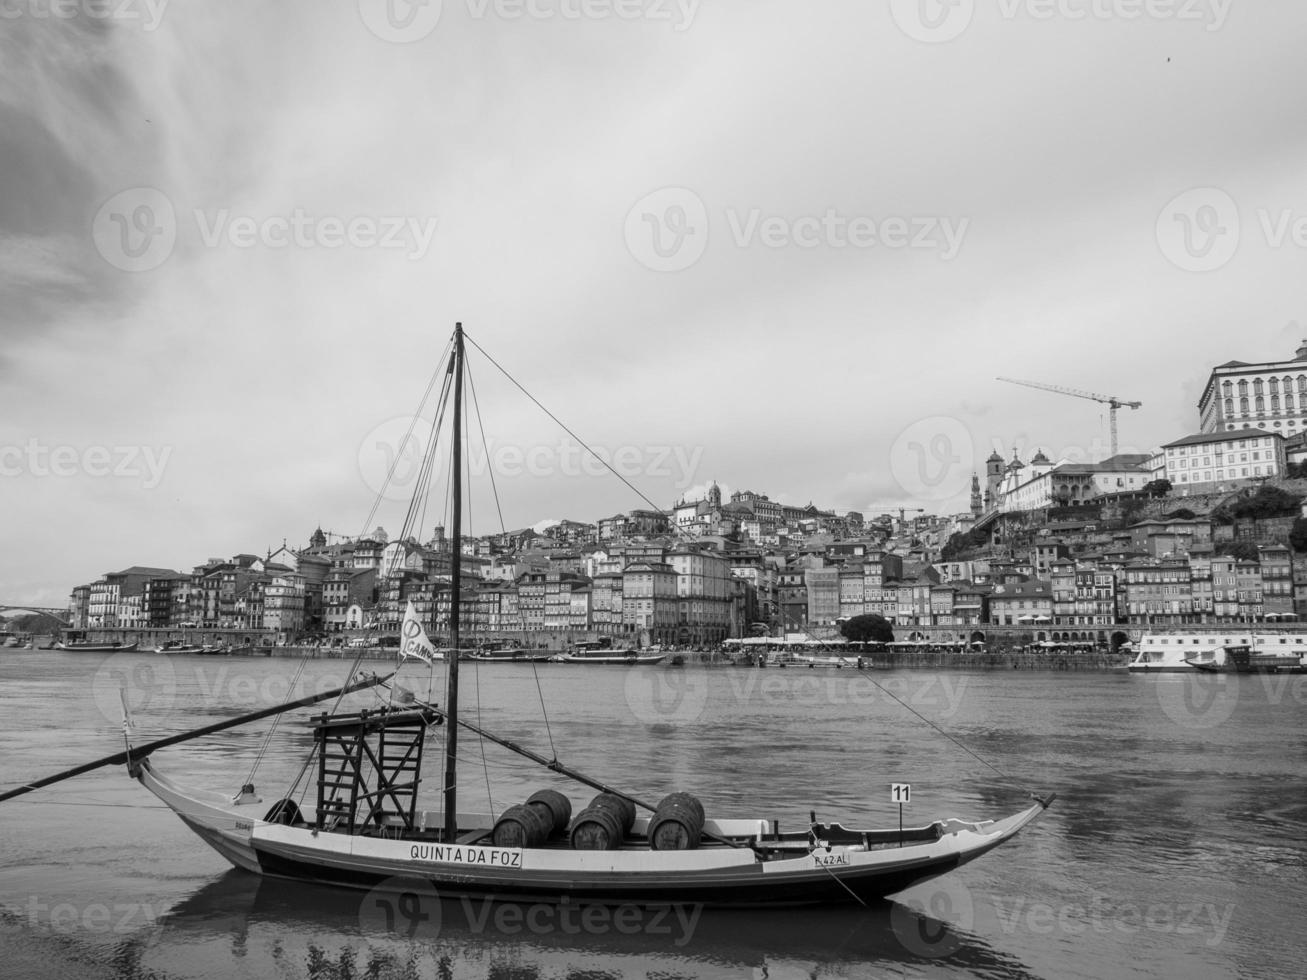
1, 651, 1304, 979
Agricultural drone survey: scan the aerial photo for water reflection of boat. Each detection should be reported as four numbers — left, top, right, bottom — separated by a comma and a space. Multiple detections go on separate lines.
156, 872, 1044, 980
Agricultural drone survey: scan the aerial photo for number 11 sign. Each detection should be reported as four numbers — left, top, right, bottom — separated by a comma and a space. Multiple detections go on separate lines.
891, 784, 910, 846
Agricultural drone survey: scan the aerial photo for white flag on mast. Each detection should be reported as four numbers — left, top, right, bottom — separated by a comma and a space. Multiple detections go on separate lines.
399, 601, 436, 665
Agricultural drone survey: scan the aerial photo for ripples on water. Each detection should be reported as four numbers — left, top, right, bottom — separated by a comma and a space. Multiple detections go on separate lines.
1, 652, 1304, 979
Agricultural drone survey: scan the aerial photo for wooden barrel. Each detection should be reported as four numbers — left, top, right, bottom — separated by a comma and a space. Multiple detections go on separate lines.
526, 789, 572, 835
648, 792, 705, 851
492, 803, 552, 849
569, 804, 625, 850
589, 792, 636, 833
656, 792, 705, 827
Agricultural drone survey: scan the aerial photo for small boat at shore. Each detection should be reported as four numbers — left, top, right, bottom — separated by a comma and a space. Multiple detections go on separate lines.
557, 648, 667, 665
55, 639, 139, 652
152, 640, 208, 655
194, 644, 232, 656
466, 646, 552, 663
789, 653, 864, 669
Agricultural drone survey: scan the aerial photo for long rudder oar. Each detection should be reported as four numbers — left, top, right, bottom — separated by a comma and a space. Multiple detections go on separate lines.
0, 671, 394, 804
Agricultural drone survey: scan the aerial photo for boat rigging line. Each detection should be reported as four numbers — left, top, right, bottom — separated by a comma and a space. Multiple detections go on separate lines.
845, 659, 1021, 789
360, 335, 454, 540
463, 332, 675, 528
242, 656, 311, 791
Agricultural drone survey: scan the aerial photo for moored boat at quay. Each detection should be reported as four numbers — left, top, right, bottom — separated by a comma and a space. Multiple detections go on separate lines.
151, 640, 208, 654
1128, 630, 1307, 673
466, 645, 552, 663
54, 639, 139, 652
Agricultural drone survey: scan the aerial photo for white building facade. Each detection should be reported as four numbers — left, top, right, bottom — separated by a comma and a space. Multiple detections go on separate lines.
1162, 428, 1286, 494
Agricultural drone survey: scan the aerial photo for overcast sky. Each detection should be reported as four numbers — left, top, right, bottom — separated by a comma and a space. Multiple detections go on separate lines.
3, 0, 1307, 603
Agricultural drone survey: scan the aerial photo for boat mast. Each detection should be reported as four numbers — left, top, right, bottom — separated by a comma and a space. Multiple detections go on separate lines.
443, 322, 465, 842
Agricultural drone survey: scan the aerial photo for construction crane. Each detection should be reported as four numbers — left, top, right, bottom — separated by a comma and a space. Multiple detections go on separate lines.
997, 377, 1142, 457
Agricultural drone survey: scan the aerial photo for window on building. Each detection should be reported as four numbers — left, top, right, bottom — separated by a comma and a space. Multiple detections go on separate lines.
1240, 397, 1249, 413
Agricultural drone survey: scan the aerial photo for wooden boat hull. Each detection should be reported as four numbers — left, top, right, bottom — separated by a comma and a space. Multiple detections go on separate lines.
467, 651, 553, 663
56, 641, 139, 652
135, 759, 1049, 908
558, 653, 667, 665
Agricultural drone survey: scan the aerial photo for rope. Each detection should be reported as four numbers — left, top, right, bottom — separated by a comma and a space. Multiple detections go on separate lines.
851, 660, 1017, 785
532, 662, 557, 761
466, 360, 507, 536
360, 337, 453, 538
463, 332, 695, 543
243, 657, 309, 788
473, 659, 494, 819
813, 853, 869, 907
3, 798, 170, 809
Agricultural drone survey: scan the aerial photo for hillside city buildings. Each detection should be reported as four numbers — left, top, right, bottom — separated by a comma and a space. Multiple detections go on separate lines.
68, 344, 1307, 646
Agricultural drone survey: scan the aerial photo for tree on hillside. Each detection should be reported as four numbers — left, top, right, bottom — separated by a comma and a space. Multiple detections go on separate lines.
1216, 541, 1260, 562
1143, 478, 1172, 498
839, 614, 894, 644
1238, 487, 1300, 519
1290, 517, 1307, 553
